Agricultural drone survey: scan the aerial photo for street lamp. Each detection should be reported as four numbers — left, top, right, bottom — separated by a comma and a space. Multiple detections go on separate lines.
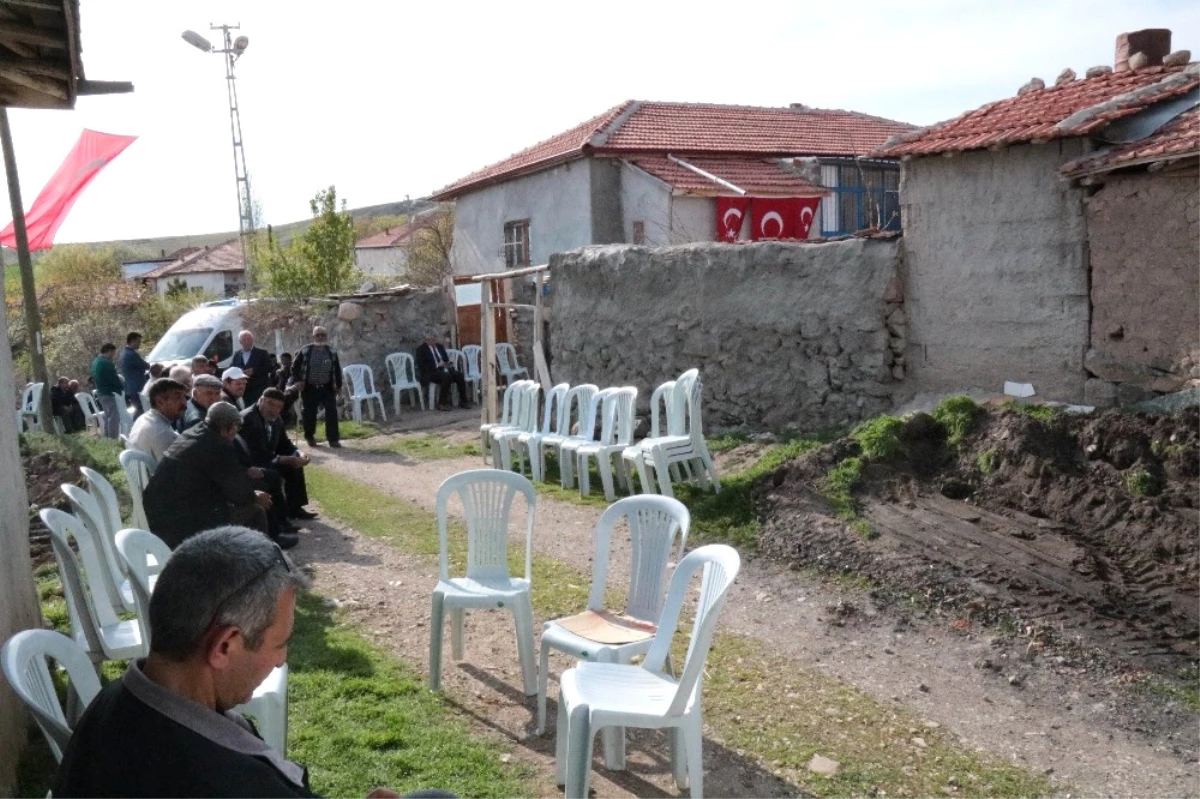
182, 24, 256, 284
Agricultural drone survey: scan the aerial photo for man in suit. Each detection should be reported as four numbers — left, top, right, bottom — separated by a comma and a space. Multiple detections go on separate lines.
230, 330, 273, 405
118, 331, 151, 419
239, 388, 316, 523
414, 328, 472, 412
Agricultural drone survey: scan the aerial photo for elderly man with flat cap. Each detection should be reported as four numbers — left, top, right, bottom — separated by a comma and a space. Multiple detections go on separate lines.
183, 373, 225, 431
143, 402, 276, 549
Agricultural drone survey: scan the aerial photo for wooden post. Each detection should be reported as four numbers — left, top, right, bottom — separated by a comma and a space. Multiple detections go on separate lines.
481, 278, 497, 423
442, 273, 459, 349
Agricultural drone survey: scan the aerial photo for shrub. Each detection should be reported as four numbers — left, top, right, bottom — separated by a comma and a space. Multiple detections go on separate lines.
932, 395, 983, 446
850, 416, 905, 461
1125, 468, 1162, 497
977, 449, 998, 475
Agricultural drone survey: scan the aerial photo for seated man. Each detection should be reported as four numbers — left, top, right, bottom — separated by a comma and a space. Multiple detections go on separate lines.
127, 378, 188, 462
414, 328, 471, 411
168, 364, 193, 390
51, 526, 414, 798
183, 374, 224, 430
143, 402, 274, 549
49, 376, 85, 433
222, 366, 250, 411
240, 388, 317, 522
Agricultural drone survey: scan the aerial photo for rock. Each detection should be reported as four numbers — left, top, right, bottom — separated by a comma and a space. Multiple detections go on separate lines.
918, 683, 930, 693
1128, 51, 1150, 71
1127, 387, 1200, 415
1116, 382, 1155, 406
882, 275, 904, 303
1055, 68, 1076, 85
1149, 374, 1189, 393
1008, 673, 1025, 687
1017, 77, 1045, 95
1164, 49, 1192, 67
1085, 65, 1113, 78
912, 736, 928, 748
337, 302, 363, 321
1083, 378, 1118, 409
1084, 348, 1159, 385
808, 754, 841, 776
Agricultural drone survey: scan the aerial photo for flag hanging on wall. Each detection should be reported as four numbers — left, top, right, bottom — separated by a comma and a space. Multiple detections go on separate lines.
1, 129, 137, 250
715, 196, 750, 242
795, 197, 821, 239
750, 197, 801, 240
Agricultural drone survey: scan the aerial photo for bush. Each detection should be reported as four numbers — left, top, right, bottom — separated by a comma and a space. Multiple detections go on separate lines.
851, 416, 905, 461
1125, 468, 1162, 497
977, 449, 998, 475
932, 395, 983, 446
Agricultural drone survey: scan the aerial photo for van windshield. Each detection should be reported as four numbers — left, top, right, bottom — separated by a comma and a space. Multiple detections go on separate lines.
147, 327, 213, 361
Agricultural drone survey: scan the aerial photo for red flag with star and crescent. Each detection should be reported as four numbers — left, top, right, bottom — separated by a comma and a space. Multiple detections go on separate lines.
795, 197, 821, 238
715, 196, 750, 242
750, 198, 800, 240
1, 129, 137, 251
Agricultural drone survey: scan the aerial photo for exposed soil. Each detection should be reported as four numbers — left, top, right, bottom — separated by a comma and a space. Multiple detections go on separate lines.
24, 449, 80, 567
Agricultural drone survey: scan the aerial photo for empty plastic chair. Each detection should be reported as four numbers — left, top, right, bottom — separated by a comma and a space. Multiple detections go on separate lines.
575, 386, 638, 501
532, 384, 598, 483
119, 448, 156, 531
114, 396, 134, 437
429, 469, 537, 696
623, 369, 720, 498
61, 484, 135, 616
494, 382, 568, 481
385, 352, 424, 414
555, 544, 741, 799
20, 381, 45, 433
76, 391, 105, 434
479, 379, 534, 463
495, 342, 528, 385
1, 629, 102, 763
342, 364, 387, 423
461, 344, 483, 401
488, 381, 541, 472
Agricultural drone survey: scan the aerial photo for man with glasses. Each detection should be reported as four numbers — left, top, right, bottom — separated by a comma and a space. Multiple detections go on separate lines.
291, 326, 344, 449
52, 527, 353, 796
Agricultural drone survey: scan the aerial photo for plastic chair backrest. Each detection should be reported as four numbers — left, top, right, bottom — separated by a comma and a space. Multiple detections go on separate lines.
114, 396, 134, 436
642, 544, 741, 716
0, 629, 102, 763
445, 348, 465, 373
496, 343, 523, 374
557, 384, 598, 437
498, 380, 533, 426
80, 467, 124, 552
461, 345, 482, 379
596, 387, 637, 446
436, 469, 536, 584
588, 495, 690, 622
575, 387, 615, 444
115, 528, 172, 645
385, 352, 419, 389
539, 383, 570, 435
512, 382, 542, 433
76, 391, 101, 419
343, 364, 375, 396
61, 484, 126, 617
119, 448, 156, 530
39, 508, 108, 655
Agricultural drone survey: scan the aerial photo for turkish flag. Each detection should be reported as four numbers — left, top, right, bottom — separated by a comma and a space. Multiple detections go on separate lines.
715, 197, 750, 242
1, 129, 137, 251
795, 197, 821, 239
750, 198, 801, 240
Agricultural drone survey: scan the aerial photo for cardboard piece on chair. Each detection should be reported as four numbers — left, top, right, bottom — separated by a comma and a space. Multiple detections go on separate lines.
555, 609, 656, 644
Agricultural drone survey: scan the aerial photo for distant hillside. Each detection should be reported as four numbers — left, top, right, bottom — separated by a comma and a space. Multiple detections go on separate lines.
2, 197, 437, 265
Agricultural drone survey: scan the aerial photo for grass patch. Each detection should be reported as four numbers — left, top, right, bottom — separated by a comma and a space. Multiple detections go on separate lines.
1135, 672, 1200, 713
366, 434, 481, 461
1150, 438, 1188, 460
21, 431, 129, 510
289, 593, 532, 797
977, 448, 998, 475
931, 395, 983, 447
1003, 401, 1059, 422
1125, 468, 1162, 497
850, 416, 904, 461
824, 457, 864, 520
312, 419, 379, 442
707, 431, 751, 453
704, 635, 1057, 798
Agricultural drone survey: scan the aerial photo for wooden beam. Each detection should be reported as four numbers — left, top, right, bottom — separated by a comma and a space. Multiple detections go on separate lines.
0, 20, 66, 49
0, 65, 64, 99
0, 1, 63, 12
470, 263, 549, 282
0, 52, 68, 79
0, 37, 35, 58
76, 79, 134, 95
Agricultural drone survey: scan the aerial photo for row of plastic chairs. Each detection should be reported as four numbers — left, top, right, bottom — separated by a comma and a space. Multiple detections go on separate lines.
428, 469, 739, 798
16, 382, 138, 438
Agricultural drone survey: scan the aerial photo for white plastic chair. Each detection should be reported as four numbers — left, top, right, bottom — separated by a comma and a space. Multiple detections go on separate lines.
495, 342, 528, 385
479, 379, 535, 462
20, 381, 45, 433
39, 508, 146, 668
488, 381, 542, 472
114, 528, 291, 754
119, 448, 157, 531
574, 386, 638, 501
114, 395, 134, 437
429, 469, 538, 696
537, 496, 691, 753
76, 391, 105, 434
1, 629, 102, 763
531, 384, 598, 484
342, 364, 387, 423
501, 382, 570, 482
557, 388, 614, 490
623, 369, 720, 499
555, 544, 741, 799
61, 484, 136, 616
385, 352, 424, 414
461, 344, 483, 400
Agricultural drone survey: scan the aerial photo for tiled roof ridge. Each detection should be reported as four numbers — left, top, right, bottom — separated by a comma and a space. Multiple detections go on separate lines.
631, 98, 913, 123
1057, 62, 1200, 134
1059, 106, 1200, 177
140, 238, 241, 279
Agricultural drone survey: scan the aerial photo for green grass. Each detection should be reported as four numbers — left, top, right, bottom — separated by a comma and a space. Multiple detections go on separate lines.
312, 419, 379, 442
977, 448, 998, 475
1150, 438, 1189, 459
824, 457, 864, 520
931, 395, 984, 447
850, 415, 905, 461
1125, 468, 1162, 497
1003, 401, 1059, 422
289, 594, 532, 797
707, 431, 752, 453
365, 434, 481, 461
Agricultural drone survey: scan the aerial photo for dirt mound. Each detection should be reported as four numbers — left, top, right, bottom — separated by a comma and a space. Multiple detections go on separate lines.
25, 449, 81, 567
758, 405, 1199, 676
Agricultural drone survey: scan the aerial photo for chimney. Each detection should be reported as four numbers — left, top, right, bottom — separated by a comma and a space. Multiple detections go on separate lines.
1115, 29, 1171, 71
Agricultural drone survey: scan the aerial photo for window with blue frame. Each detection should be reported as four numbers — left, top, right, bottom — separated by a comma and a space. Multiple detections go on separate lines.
819, 160, 901, 236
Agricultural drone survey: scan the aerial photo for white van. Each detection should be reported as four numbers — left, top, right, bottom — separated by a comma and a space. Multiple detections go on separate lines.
145, 298, 248, 369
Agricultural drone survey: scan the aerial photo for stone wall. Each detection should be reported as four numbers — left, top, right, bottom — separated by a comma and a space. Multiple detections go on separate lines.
899, 141, 1091, 403
548, 239, 904, 431
1082, 167, 1200, 407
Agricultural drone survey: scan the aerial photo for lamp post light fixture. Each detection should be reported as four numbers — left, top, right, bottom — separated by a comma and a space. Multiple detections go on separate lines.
182, 24, 257, 285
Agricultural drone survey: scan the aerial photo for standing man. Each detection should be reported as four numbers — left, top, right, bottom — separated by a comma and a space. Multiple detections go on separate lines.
119, 331, 151, 418
240, 388, 316, 522
415, 328, 471, 411
230, 330, 272, 406
128, 378, 189, 462
183, 374, 224, 430
221, 367, 249, 410
291, 326, 343, 449
90, 343, 123, 439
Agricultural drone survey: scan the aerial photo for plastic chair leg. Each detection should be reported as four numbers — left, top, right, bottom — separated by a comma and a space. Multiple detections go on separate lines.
429, 592, 445, 690
565, 703, 594, 799
527, 442, 543, 483
450, 608, 465, 661
554, 699, 569, 786
635, 456, 655, 495
577, 453, 591, 497
684, 718, 704, 796
597, 455, 617, 502
512, 596, 538, 696
652, 450, 675, 499
598, 650, 626, 770
537, 637, 552, 734
560, 447, 575, 489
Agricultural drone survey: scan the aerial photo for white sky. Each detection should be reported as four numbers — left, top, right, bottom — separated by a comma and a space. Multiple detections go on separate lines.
6, 0, 1198, 244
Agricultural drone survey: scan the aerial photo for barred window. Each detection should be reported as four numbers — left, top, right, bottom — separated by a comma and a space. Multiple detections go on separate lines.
503, 220, 530, 268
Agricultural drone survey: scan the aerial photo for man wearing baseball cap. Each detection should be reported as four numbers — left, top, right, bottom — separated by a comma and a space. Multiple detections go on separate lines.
222, 366, 250, 411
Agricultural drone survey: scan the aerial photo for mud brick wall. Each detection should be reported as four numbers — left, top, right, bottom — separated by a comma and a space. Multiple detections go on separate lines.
548, 239, 904, 431
1082, 167, 1200, 407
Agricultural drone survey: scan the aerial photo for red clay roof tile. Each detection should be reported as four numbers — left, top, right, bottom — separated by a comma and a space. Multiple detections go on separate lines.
627, 155, 829, 197
1059, 107, 1200, 176
139, 238, 244, 280
356, 219, 421, 249
877, 65, 1199, 157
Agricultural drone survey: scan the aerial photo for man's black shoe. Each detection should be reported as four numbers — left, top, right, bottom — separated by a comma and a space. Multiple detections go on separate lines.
274, 531, 300, 550
305, 437, 318, 447
291, 508, 319, 520
277, 519, 298, 534
460, 402, 474, 410
329, 441, 343, 448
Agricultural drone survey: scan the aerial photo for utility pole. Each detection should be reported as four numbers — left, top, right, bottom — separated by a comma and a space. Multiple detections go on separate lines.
0, 108, 53, 431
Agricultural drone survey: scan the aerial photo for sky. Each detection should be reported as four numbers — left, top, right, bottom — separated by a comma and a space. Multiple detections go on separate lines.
6, 0, 1198, 244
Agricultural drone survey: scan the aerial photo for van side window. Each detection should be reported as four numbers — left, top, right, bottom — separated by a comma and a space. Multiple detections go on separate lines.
207, 330, 234, 363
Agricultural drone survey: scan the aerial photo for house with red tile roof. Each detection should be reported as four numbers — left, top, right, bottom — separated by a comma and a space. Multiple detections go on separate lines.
355, 219, 421, 277
137, 238, 246, 298
431, 100, 915, 274
874, 28, 1198, 406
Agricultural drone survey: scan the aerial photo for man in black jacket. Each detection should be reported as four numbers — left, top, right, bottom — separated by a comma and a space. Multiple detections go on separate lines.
231, 330, 273, 405
291, 326, 343, 448
414, 328, 471, 411
182, 374, 224, 431
143, 402, 273, 549
240, 388, 316, 522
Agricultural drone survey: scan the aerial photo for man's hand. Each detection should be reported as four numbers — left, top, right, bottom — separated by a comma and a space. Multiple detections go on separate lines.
247, 466, 265, 480
254, 490, 273, 509
280, 453, 309, 468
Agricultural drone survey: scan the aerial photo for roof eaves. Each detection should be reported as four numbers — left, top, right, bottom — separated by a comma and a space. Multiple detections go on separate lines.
1057, 64, 1200, 135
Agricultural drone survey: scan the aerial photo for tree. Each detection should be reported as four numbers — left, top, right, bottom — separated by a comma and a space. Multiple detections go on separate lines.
257, 186, 360, 299
403, 205, 454, 288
